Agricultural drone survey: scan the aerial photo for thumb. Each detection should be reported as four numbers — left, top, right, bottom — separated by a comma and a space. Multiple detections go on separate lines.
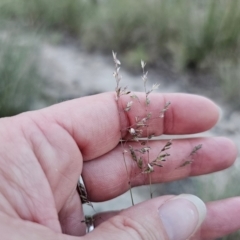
82, 194, 206, 240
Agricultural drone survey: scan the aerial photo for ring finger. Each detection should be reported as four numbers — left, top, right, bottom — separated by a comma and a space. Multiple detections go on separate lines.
82, 137, 237, 201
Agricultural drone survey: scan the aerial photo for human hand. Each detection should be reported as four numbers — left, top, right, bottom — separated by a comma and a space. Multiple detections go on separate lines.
0, 92, 237, 240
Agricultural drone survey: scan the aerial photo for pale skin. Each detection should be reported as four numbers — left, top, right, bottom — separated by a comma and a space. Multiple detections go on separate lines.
0, 92, 238, 239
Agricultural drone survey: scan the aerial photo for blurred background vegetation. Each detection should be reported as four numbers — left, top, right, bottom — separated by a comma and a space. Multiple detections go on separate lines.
0, 0, 240, 238
1, 0, 240, 116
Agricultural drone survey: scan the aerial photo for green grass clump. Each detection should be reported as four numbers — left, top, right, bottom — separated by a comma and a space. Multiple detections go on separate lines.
216, 61, 240, 110
175, 0, 240, 69
81, 0, 180, 64
0, 37, 42, 117
1, 0, 240, 109
1, 0, 240, 71
0, 0, 90, 35
80, 0, 240, 70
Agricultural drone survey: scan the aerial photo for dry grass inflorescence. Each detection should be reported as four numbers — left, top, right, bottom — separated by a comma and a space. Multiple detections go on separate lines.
110, 51, 202, 205
79, 52, 203, 212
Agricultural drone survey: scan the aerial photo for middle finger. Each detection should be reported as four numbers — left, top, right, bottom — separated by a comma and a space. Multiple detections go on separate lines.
82, 137, 236, 201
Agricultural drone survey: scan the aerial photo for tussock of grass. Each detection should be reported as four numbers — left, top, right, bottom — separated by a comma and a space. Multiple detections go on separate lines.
0, 0, 88, 35
1, 0, 240, 70
1, 0, 240, 108
80, 0, 240, 70
217, 61, 240, 110
0, 36, 41, 117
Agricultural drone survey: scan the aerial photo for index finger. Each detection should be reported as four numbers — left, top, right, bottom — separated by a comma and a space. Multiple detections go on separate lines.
36, 92, 219, 160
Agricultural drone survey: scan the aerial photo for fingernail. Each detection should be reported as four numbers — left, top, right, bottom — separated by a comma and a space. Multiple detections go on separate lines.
158, 194, 206, 240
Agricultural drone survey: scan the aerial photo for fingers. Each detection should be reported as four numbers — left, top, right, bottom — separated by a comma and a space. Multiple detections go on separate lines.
12, 92, 219, 214
92, 197, 240, 240
0, 194, 206, 240
200, 197, 240, 239
35, 92, 219, 160
82, 137, 237, 201
59, 190, 85, 236
82, 194, 206, 240
4, 92, 221, 238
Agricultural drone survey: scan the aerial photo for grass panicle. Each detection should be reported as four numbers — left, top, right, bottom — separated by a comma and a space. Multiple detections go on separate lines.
112, 52, 202, 201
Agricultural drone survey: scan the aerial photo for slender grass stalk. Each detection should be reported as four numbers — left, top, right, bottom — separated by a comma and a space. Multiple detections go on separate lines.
141, 60, 153, 199
112, 51, 135, 205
